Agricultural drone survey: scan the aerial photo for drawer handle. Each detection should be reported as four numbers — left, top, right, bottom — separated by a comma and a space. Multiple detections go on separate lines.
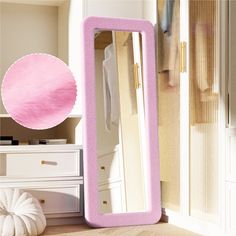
100, 166, 106, 170
102, 201, 108, 205
39, 199, 45, 204
40, 160, 57, 166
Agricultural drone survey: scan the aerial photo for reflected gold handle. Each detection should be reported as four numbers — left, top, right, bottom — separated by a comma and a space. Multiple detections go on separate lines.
180, 41, 187, 73
39, 199, 45, 204
41, 160, 46, 165
102, 201, 108, 205
100, 166, 105, 170
133, 63, 140, 89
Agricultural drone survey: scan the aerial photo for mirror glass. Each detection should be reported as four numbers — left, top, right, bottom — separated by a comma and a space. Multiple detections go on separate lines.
94, 30, 148, 214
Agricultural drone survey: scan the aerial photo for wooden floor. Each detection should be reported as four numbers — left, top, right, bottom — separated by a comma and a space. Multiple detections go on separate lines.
43, 223, 200, 236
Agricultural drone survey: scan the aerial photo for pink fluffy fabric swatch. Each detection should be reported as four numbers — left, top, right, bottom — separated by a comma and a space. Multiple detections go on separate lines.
1, 54, 77, 130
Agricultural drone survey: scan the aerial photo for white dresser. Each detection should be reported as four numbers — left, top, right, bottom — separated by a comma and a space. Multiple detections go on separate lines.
0, 145, 83, 226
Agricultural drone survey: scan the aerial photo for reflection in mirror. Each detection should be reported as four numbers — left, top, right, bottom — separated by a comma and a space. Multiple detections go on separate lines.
95, 30, 148, 214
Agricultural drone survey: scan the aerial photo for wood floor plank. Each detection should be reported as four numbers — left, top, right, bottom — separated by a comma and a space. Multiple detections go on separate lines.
43, 223, 200, 236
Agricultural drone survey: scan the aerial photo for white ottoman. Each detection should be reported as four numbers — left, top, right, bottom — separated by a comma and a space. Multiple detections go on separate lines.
0, 188, 46, 236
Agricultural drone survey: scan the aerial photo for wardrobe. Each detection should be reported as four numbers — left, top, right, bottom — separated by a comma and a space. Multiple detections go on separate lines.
159, 1, 236, 236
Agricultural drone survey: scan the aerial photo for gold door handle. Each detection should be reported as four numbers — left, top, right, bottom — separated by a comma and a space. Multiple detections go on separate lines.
102, 201, 108, 205
41, 160, 46, 165
180, 42, 187, 73
100, 166, 105, 170
133, 63, 141, 89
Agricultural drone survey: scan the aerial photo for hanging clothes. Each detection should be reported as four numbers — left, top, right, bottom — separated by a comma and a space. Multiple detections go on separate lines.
103, 43, 120, 131
160, 0, 175, 35
157, 0, 180, 87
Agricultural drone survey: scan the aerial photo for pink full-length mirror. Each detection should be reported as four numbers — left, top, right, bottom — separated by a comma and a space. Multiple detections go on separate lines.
82, 16, 161, 227
1, 54, 77, 130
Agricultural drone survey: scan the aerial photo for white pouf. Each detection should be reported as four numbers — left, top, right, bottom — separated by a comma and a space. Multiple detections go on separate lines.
0, 188, 46, 236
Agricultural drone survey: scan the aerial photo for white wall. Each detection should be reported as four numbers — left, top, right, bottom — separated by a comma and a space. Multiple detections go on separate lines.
58, 0, 69, 63
85, 0, 143, 19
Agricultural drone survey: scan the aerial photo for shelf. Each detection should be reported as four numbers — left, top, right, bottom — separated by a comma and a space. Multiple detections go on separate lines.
0, 144, 82, 154
68, 114, 83, 118
0, 114, 10, 118
0, 176, 84, 183
0, 0, 67, 6
0, 114, 82, 119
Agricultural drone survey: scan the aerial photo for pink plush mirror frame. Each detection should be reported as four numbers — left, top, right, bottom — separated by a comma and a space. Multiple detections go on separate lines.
82, 16, 161, 227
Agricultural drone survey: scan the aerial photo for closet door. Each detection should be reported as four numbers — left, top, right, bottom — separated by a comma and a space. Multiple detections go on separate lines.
181, 0, 220, 222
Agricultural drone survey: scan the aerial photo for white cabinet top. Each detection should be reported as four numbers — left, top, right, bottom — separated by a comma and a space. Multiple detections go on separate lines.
0, 144, 82, 154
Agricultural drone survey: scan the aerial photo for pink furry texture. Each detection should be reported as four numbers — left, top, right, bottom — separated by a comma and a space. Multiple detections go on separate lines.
1, 54, 77, 129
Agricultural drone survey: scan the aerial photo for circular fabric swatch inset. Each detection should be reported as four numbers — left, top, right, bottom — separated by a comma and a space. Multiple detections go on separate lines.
1, 54, 77, 129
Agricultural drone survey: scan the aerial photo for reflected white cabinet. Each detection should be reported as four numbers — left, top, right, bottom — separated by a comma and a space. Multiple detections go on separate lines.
99, 182, 124, 214
97, 146, 126, 214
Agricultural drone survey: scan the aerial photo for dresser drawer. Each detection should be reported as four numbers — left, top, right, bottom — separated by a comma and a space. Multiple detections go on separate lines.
99, 183, 124, 214
98, 150, 120, 184
4, 152, 80, 177
25, 186, 81, 215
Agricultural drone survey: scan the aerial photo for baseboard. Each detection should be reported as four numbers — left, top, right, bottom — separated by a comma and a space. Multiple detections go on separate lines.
162, 208, 225, 236
46, 217, 85, 226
